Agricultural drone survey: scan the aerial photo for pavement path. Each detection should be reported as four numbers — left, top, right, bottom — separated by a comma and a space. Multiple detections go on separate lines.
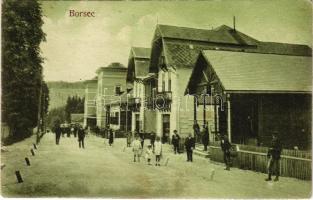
1, 133, 311, 198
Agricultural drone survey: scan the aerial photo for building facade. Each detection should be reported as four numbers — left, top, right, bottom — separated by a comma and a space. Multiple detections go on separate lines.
126, 47, 151, 133
186, 50, 312, 149
83, 78, 97, 128
96, 62, 127, 129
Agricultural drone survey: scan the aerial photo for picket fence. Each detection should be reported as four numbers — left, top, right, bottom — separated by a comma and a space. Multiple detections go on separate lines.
209, 145, 311, 180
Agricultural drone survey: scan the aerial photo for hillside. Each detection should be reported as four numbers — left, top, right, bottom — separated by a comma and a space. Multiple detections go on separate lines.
47, 81, 86, 110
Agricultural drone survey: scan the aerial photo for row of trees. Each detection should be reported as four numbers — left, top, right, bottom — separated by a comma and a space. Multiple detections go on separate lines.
2, 0, 49, 142
65, 96, 85, 122
46, 96, 84, 129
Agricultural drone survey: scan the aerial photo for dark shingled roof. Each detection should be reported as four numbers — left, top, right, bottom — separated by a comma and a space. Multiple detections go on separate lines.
157, 24, 259, 46
149, 24, 311, 73
189, 50, 312, 93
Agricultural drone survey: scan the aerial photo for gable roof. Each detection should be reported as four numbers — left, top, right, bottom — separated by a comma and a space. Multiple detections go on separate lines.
157, 24, 259, 46
127, 47, 151, 83
149, 24, 311, 73
190, 50, 312, 93
131, 47, 151, 59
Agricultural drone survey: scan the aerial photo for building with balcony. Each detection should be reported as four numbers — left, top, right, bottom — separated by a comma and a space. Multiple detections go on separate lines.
96, 62, 127, 129
146, 23, 312, 143
126, 47, 151, 133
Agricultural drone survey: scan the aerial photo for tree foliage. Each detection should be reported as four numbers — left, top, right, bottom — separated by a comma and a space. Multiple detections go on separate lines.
46, 106, 66, 129
65, 96, 85, 122
2, 0, 46, 140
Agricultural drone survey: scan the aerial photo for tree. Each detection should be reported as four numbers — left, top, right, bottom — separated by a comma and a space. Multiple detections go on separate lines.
2, 0, 46, 140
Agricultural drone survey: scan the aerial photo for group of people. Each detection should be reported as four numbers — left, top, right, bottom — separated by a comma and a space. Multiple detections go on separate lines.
52, 121, 87, 149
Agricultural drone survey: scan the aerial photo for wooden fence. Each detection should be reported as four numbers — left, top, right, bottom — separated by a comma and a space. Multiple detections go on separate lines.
209, 146, 311, 180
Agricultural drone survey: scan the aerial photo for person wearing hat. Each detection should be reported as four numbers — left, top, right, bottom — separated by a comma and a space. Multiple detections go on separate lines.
172, 130, 180, 154
78, 125, 86, 149
220, 134, 231, 170
185, 133, 195, 162
266, 132, 282, 181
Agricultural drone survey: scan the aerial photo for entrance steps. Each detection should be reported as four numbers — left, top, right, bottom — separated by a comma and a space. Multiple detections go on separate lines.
193, 144, 210, 158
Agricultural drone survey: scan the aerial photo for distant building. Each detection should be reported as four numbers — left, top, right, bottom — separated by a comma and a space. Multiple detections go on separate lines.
96, 62, 127, 129
186, 49, 312, 149
83, 78, 97, 128
126, 47, 151, 133
71, 113, 84, 125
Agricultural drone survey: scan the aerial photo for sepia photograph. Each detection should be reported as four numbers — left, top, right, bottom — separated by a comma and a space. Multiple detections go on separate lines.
1, 0, 312, 198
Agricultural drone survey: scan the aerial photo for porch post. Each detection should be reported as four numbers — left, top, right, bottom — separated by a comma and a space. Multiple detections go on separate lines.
227, 94, 232, 142
203, 94, 206, 127
193, 96, 197, 122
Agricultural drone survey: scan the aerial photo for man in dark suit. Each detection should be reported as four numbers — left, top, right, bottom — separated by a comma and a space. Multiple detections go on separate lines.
172, 130, 180, 154
220, 134, 231, 170
185, 133, 195, 162
266, 132, 282, 181
78, 126, 86, 149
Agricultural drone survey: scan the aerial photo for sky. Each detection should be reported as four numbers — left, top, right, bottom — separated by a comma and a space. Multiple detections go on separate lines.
40, 0, 312, 82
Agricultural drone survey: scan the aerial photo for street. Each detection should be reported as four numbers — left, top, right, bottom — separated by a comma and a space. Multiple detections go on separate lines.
1, 133, 311, 198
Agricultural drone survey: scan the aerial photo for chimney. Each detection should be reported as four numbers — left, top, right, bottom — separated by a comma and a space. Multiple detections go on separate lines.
233, 16, 236, 32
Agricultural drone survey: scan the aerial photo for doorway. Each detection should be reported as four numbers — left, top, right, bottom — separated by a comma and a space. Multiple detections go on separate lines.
162, 114, 170, 143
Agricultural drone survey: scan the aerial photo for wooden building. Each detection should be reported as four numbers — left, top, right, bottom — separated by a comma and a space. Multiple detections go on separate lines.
186, 50, 312, 149
144, 23, 311, 142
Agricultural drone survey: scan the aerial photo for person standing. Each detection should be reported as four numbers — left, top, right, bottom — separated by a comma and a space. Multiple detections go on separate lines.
139, 130, 145, 148
202, 125, 209, 151
78, 126, 86, 149
108, 128, 114, 146
193, 121, 200, 143
145, 144, 153, 165
185, 134, 195, 162
126, 132, 132, 147
172, 130, 180, 154
73, 124, 78, 138
54, 121, 62, 145
150, 131, 156, 151
266, 133, 282, 181
220, 134, 231, 170
132, 134, 142, 162
154, 136, 162, 166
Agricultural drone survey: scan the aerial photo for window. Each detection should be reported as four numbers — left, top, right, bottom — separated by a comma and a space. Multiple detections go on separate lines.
168, 72, 171, 91
115, 85, 121, 95
162, 73, 165, 92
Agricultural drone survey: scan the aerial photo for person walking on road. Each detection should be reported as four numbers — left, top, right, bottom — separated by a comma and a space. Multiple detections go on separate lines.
108, 128, 114, 146
154, 136, 162, 166
220, 134, 231, 170
202, 125, 209, 151
53, 120, 62, 145
78, 126, 86, 149
172, 130, 180, 154
266, 132, 282, 181
132, 134, 142, 162
185, 134, 195, 162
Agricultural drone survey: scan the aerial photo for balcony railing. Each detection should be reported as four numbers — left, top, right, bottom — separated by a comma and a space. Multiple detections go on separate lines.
146, 91, 172, 111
